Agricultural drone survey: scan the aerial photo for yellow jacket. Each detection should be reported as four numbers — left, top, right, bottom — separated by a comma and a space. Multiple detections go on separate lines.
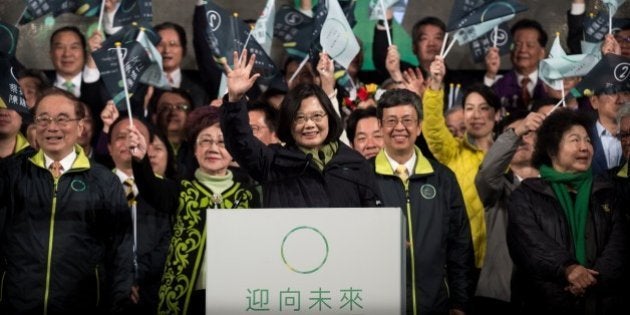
422, 89, 486, 268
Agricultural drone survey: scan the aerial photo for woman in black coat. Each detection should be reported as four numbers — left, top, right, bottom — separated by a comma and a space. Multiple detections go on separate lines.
220, 50, 381, 208
507, 109, 628, 314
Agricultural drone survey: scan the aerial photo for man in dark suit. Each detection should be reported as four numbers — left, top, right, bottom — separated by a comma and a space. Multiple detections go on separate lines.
155, 22, 210, 108
46, 26, 109, 142
484, 19, 549, 113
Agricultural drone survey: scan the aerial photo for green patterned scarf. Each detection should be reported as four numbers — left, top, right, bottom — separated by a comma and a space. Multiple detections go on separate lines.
299, 141, 339, 171
539, 164, 593, 265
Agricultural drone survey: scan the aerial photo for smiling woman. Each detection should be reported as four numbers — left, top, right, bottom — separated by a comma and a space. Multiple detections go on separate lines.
220, 50, 381, 208
507, 108, 628, 314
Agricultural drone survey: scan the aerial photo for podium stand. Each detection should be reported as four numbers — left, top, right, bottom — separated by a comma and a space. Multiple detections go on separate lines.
205, 207, 405, 314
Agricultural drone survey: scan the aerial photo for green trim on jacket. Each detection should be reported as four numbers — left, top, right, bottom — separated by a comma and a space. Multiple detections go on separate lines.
28, 145, 91, 171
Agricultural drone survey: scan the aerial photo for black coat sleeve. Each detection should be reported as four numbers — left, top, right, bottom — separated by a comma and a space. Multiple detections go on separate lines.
567, 9, 585, 54
220, 97, 277, 183
445, 167, 475, 312
507, 185, 578, 281
132, 156, 180, 216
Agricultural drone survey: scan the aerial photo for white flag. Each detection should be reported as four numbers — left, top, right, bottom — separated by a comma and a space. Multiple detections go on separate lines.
320, 0, 360, 69
251, 0, 275, 55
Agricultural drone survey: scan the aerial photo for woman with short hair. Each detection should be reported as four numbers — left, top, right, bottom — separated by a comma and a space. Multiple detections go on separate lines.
507, 108, 627, 314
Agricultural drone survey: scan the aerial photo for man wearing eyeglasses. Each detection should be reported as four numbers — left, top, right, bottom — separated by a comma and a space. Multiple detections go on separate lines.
152, 89, 195, 178
371, 89, 474, 315
0, 89, 133, 313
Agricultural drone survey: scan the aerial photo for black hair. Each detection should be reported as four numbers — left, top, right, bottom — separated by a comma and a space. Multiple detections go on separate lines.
276, 84, 343, 146
532, 108, 592, 168
155, 22, 187, 56
510, 19, 548, 47
411, 17, 446, 55
530, 97, 561, 113
107, 115, 153, 144
496, 109, 528, 134
376, 89, 423, 121
247, 101, 279, 132
346, 107, 378, 144
462, 83, 501, 111
148, 124, 178, 180
50, 26, 87, 52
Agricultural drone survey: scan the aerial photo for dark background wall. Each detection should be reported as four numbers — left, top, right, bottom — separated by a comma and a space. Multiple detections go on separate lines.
1, 0, 628, 71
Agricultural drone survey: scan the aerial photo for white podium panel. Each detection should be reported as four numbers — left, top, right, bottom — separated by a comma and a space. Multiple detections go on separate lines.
206, 207, 404, 314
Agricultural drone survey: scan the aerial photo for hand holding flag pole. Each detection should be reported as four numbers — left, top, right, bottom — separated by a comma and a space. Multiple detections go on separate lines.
114, 42, 134, 128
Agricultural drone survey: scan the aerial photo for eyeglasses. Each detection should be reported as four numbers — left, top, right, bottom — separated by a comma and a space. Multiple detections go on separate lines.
614, 35, 630, 44
294, 112, 327, 125
196, 138, 225, 148
381, 117, 418, 128
159, 103, 189, 112
35, 115, 81, 128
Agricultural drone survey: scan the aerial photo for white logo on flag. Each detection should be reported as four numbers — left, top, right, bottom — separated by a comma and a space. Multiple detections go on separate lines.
207, 10, 222, 32
614, 63, 630, 82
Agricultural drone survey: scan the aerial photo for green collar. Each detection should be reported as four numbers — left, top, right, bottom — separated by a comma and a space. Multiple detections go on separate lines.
29, 144, 91, 171
14, 132, 30, 154
618, 161, 629, 178
375, 146, 434, 176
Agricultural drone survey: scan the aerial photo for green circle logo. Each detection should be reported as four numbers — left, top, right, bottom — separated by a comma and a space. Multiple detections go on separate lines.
281, 226, 329, 274
70, 179, 87, 192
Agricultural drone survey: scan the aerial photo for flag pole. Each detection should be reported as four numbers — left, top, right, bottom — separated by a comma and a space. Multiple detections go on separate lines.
560, 81, 566, 107
115, 42, 134, 128
440, 32, 449, 57
609, 4, 613, 35
442, 36, 457, 58
379, 0, 392, 46
97, 0, 106, 32
547, 98, 565, 115
15, 6, 27, 26
492, 25, 498, 48
288, 54, 310, 84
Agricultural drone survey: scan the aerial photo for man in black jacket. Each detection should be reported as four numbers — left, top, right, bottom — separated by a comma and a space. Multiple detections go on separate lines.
0, 89, 133, 314
372, 89, 475, 315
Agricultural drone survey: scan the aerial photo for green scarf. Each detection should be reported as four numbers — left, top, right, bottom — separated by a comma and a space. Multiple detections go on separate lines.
539, 164, 593, 265
299, 141, 339, 171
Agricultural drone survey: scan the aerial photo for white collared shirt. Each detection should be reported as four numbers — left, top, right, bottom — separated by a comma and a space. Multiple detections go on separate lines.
384, 149, 417, 176
165, 68, 182, 88
44, 150, 77, 176
113, 168, 138, 196
596, 121, 623, 169
54, 73, 83, 97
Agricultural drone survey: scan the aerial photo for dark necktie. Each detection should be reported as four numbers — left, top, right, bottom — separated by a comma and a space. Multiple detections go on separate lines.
520, 77, 531, 108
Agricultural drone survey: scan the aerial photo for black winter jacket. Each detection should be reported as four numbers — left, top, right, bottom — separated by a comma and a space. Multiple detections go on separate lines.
0, 147, 133, 314
221, 98, 381, 208
372, 148, 475, 314
507, 177, 628, 314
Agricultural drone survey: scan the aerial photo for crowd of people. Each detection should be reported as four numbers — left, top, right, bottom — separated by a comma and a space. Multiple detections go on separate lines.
0, 0, 629, 314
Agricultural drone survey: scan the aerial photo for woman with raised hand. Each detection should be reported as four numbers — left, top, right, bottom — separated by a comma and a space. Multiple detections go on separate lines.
221, 50, 381, 207
126, 105, 260, 314
423, 56, 501, 269
507, 109, 627, 314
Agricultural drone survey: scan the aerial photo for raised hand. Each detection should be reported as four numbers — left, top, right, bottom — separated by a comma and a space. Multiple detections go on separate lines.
514, 111, 545, 136
100, 101, 119, 134
224, 50, 261, 102
402, 67, 426, 97
385, 45, 403, 82
317, 51, 335, 95
126, 124, 148, 161
428, 56, 445, 91
602, 34, 621, 55
485, 47, 501, 80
